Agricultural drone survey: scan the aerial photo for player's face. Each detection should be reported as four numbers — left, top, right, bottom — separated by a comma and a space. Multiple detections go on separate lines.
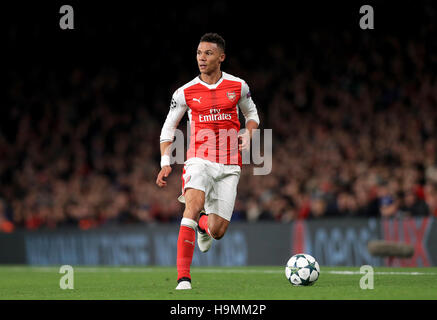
196, 42, 225, 74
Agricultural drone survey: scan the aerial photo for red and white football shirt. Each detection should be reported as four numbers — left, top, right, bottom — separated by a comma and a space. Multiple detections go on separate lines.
160, 72, 259, 166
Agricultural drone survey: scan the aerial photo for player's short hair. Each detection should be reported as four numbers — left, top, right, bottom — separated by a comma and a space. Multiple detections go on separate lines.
200, 33, 225, 52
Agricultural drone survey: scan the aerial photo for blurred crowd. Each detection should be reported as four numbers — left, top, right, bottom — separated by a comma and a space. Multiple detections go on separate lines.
2, 5, 437, 232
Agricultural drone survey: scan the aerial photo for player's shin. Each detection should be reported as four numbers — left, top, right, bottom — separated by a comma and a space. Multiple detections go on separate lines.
176, 218, 197, 281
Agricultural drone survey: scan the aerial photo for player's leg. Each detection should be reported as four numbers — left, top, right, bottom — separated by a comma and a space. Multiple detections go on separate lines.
199, 212, 229, 239
198, 165, 240, 243
176, 187, 204, 290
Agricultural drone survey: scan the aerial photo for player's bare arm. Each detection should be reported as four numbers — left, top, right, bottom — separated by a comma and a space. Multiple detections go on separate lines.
156, 141, 172, 188
239, 119, 259, 151
157, 83, 188, 188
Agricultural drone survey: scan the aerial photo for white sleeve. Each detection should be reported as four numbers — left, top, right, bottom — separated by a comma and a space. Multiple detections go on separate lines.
159, 89, 188, 143
238, 81, 260, 125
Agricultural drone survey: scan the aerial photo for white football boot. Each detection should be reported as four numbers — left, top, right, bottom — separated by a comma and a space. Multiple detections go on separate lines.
197, 210, 213, 252
175, 278, 192, 290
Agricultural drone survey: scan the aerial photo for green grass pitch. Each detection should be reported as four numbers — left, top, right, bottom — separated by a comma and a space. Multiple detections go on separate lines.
0, 266, 436, 300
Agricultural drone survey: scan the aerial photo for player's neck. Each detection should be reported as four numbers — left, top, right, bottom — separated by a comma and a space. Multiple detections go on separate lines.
199, 70, 222, 85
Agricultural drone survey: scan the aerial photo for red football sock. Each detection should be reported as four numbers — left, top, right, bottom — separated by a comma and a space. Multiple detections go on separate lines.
198, 214, 210, 235
176, 224, 196, 281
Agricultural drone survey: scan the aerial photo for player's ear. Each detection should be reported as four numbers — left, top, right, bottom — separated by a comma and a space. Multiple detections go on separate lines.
220, 52, 226, 63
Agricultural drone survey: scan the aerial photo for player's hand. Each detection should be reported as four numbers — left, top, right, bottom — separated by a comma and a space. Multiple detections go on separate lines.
156, 166, 172, 187
238, 131, 250, 151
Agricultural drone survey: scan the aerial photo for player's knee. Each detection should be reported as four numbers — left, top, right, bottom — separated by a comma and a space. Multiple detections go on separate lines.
209, 224, 227, 240
210, 229, 224, 240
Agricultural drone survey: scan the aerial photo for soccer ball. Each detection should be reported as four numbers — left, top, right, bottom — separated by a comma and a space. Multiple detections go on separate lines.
285, 253, 320, 286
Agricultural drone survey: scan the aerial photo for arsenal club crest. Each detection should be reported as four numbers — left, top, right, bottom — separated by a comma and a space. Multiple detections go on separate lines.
226, 91, 237, 102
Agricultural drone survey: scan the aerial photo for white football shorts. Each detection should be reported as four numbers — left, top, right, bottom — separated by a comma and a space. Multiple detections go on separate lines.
177, 157, 241, 221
